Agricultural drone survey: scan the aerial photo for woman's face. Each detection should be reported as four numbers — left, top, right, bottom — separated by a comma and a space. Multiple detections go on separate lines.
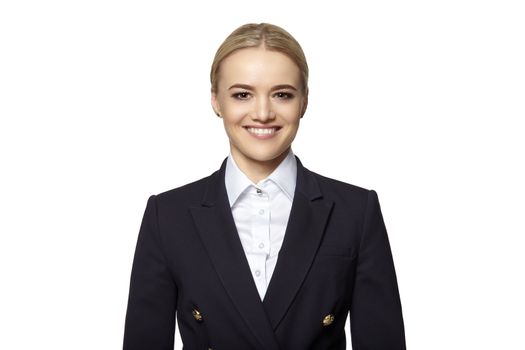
212, 47, 307, 171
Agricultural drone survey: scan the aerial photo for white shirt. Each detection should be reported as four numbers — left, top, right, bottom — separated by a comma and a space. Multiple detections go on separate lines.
224, 149, 297, 300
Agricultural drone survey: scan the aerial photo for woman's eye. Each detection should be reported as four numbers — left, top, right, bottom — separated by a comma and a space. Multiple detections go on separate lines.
274, 92, 294, 100
232, 92, 250, 100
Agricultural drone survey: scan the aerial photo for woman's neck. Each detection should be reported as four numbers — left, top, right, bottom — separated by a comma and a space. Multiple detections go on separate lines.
231, 147, 290, 184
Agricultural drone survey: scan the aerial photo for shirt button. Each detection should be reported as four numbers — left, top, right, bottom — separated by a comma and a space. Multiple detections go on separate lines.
258, 243, 265, 249
255, 270, 261, 277
256, 188, 262, 195
259, 209, 265, 215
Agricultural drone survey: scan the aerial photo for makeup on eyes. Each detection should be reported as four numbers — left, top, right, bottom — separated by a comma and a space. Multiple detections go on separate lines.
230, 90, 295, 100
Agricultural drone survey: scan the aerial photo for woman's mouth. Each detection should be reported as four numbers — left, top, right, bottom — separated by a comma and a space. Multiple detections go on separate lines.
244, 126, 281, 139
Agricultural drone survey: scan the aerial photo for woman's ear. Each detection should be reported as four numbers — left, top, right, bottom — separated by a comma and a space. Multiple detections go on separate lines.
211, 91, 222, 117
300, 88, 309, 118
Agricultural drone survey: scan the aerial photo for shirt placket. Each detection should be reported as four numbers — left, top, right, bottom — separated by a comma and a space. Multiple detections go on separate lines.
251, 184, 270, 299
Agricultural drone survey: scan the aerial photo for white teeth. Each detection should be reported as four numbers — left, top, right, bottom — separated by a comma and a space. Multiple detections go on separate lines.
247, 127, 278, 135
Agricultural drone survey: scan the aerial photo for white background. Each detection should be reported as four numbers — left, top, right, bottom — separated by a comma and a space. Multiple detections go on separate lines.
1, 0, 524, 349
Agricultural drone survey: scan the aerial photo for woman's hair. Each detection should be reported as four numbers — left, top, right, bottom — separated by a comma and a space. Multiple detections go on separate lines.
210, 23, 309, 93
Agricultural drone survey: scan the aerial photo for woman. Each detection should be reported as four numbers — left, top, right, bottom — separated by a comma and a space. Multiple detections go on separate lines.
123, 23, 406, 350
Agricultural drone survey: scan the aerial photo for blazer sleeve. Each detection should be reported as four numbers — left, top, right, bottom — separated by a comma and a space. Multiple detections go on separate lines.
123, 195, 177, 350
350, 190, 406, 350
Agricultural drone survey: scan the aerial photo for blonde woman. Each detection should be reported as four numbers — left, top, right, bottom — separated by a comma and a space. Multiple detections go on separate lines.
124, 23, 406, 350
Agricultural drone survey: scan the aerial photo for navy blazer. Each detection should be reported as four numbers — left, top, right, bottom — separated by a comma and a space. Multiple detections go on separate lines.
123, 155, 406, 350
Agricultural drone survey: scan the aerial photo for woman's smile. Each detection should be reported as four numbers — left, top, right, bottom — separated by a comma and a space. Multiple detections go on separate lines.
244, 126, 282, 139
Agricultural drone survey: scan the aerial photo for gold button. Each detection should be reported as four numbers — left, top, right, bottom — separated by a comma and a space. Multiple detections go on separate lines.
192, 308, 203, 322
322, 314, 334, 326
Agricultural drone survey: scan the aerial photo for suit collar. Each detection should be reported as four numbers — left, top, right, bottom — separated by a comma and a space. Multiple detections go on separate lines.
202, 153, 322, 206
190, 155, 333, 346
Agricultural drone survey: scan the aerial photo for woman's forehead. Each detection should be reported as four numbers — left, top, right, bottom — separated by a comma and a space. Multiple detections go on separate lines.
218, 48, 301, 87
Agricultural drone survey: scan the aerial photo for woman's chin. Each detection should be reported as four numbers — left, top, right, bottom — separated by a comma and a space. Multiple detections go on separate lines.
244, 150, 289, 165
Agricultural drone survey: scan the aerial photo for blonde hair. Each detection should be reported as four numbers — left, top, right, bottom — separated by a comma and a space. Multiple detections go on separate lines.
210, 23, 309, 93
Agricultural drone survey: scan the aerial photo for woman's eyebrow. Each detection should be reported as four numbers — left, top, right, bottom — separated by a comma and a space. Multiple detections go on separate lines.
228, 83, 253, 91
271, 84, 298, 91
228, 83, 298, 91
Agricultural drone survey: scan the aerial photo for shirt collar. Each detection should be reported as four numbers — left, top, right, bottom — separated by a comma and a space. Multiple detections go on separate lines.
225, 149, 297, 208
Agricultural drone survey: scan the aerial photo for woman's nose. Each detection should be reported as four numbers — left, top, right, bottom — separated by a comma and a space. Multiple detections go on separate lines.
253, 97, 275, 121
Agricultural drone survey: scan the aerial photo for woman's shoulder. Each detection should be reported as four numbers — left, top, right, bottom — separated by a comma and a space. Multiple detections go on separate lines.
305, 165, 372, 194
303, 166, 378, 211
152, 169, 219, 207
311, 169, 369, 192
295, 155, 372, 198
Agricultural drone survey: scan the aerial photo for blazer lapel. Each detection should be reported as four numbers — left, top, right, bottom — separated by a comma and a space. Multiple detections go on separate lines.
189, 158, 280, 350
262, 156, 334, 330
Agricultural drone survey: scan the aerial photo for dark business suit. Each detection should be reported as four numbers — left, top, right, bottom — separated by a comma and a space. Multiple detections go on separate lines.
123, 155, 405, 350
